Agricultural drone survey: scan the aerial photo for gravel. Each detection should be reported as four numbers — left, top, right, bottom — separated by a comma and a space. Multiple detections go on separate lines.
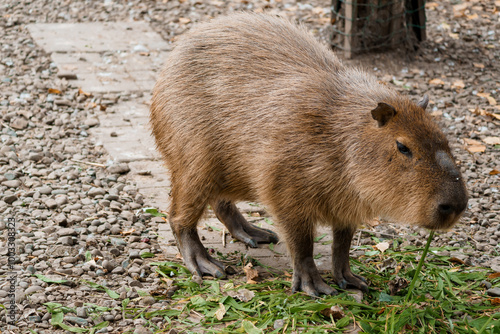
0, 0, 498, 333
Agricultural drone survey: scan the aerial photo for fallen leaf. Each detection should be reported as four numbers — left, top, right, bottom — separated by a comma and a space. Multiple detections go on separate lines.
466, 13, 479, 20
375, 241, 390, 253
121, 228, 136, 235
429, 78, 445, 85
243, 262, 259, 283
473, 63, 485, 69
488, 272, 500, 279
388, 276, 409, 295
463, 138, 482, 146
449, 257, 465, 265
489, 169, 500, 175
483, 137, 500, 145
477, 93, 498, 105
425, 2, 438, 10
466, 145, 486, 153
78, 88, 92, 97
215, 302, 226, 320
453, 3, 468, 17
487, 96, 497, 106
48, 88, 62, 94
227, 288, 255, 302
321, 305, 344, 319
451, 80, 465, 91
449, 32, 459, 40
491, 298, 500, 306
178, 17, 191, 24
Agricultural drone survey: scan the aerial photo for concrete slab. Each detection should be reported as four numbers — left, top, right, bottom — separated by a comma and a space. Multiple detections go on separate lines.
157, 215, 335, 271
27, 22, 171, 53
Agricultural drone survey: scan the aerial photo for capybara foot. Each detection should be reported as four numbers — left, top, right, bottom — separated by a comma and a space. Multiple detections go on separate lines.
333, 268, 368, 292
176, 229, 226, 278
236, 224, 279, 248
292, 263, 337, 296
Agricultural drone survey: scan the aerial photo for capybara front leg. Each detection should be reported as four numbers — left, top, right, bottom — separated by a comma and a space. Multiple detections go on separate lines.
285, 222, 337, 296
332, 227, 368, 292
171, 223, 225, 278
212, 200, 278, 248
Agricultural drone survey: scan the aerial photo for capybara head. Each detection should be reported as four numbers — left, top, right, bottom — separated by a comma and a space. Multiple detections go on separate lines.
349, 95, 468, 230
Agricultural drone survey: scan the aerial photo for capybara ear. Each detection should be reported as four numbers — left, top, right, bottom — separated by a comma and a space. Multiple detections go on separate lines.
417, 94, 429, 110
371, 102, 396, 127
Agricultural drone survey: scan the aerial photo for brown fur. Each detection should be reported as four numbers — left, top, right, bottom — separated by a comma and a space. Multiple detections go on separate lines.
150, 13, 468, 295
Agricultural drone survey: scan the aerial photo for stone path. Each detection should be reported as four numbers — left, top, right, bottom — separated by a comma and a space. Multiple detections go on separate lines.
27, 21, 335, 271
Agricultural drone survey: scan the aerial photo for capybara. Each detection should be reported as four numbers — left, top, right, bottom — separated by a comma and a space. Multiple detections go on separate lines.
150, 13, 468, 296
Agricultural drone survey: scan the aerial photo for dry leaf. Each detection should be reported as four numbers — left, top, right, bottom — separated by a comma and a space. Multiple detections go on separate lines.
449, 257, 465, 265
320, 305, 344, 319
488, 272, 500, 279
215, 302, 226, 320
375, 241, 390, 253
453, 3, 468, 17
227, 288, 255, 302
425, 2, 438, 10
451, 80, 465, 91
48, 88, 62, 94
388, 276, 409, 295
121, 228, 136, 235
463, 138, 482, 146
483, 137, 500, 145
449, 32, 459, 40
78, 88, 92, 97
490, 113, 500, 120
466, 145, 486, 153
487, 96, 497, 106
491, 298, 500, 306
466, 13, 479, 20
489, 169, 500, 175
178, 17, 191, 24
473, 63, 485, 69
243, 262, 259, 283
429, 78, 445, 85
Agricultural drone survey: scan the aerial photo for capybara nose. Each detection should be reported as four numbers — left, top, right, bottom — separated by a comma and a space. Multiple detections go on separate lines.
438, 199, 467, 220
438, 204, 454, 216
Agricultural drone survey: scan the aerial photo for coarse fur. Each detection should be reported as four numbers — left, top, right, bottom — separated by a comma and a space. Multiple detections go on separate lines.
150, 12, 468, 295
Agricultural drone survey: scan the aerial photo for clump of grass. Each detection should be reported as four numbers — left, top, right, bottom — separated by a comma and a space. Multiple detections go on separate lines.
41, 234, 500, 333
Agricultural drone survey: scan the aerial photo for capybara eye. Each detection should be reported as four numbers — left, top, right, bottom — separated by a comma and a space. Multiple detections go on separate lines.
397, 141, 412, 157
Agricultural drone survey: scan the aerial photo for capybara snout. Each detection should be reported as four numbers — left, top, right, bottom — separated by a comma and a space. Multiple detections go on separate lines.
150, 12, 468, 295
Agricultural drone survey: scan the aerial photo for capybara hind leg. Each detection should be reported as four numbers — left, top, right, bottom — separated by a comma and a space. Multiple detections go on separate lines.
169, 189, 225, 278
211, 199, 278, 248
284, 221, 337, 296
332, 227, 368, 292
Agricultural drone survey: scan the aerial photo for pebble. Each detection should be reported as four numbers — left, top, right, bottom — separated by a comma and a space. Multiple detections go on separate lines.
57, 236, 74, 246
76, 307, 87, 318
107, 163, 130, 174
66, 316, 89, 326
2, 179, 21, 188
25, 285, 44, 294
3, 194, 17, 204
134, 325, 152, 334
486, 288, 500, 297
57, 228, 77, 236
102, 260, 115, 272
88, 187, 106, 197
481, 280, 492, 289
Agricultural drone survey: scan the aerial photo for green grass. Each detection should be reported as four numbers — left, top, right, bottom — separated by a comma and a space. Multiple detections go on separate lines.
40, 235, 500, 333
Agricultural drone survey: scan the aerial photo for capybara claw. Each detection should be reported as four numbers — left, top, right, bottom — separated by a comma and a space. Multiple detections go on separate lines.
334, 273, 369, 292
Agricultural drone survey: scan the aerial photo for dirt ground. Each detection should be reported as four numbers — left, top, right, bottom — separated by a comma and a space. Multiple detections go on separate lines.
0, 0, 499, 333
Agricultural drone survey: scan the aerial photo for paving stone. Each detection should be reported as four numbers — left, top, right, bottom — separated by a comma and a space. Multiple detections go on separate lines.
27, 22, 170, 53
157, 215, 333, 271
